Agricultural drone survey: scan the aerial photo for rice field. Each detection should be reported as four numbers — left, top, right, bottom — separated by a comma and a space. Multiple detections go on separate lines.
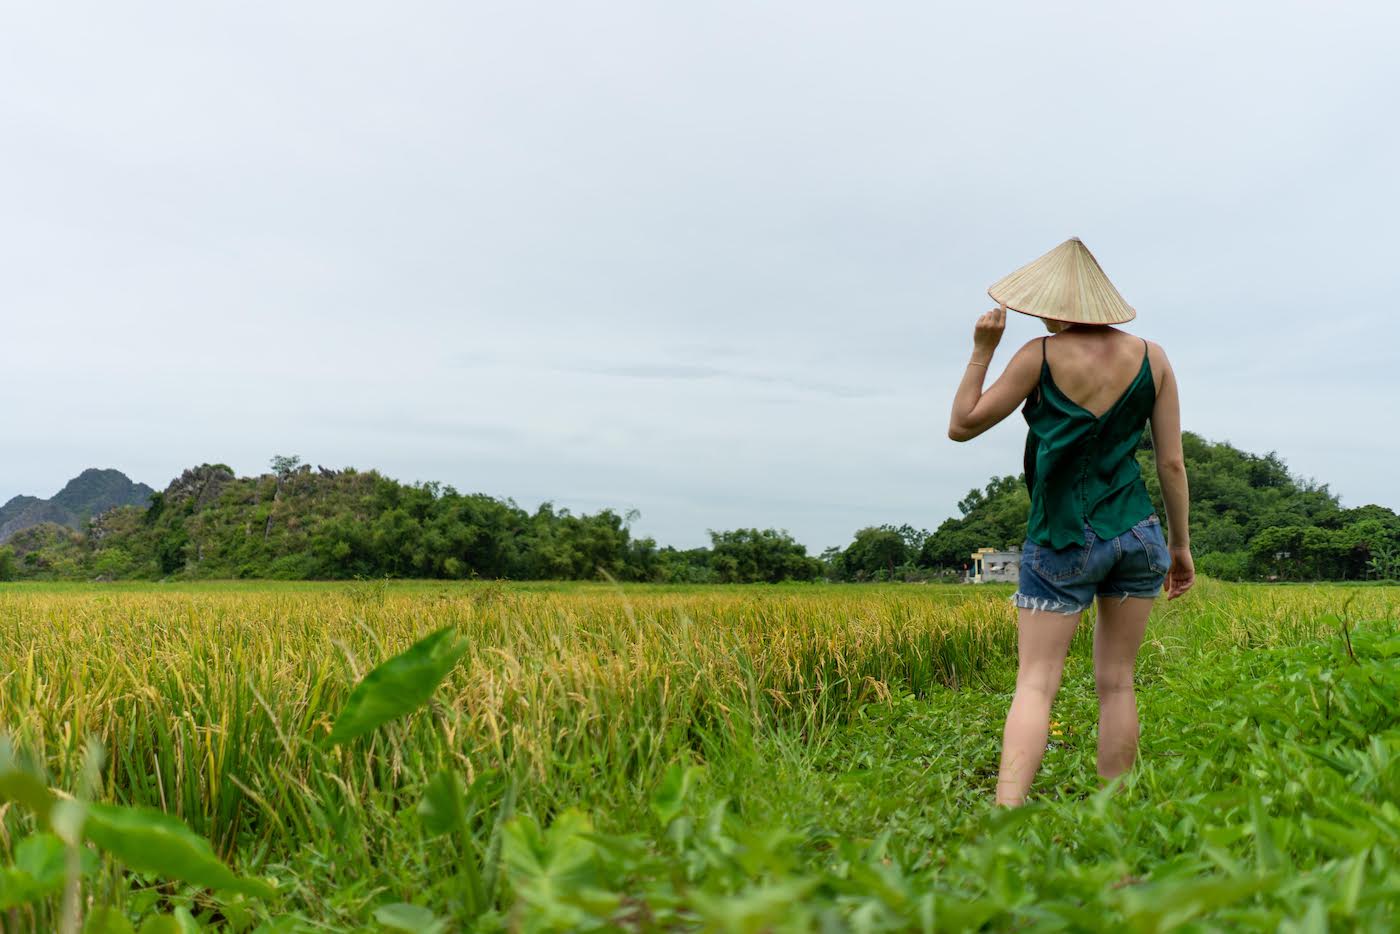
0, 579, 1396, 931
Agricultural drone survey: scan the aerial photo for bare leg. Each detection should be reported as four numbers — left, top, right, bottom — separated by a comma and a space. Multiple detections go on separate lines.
995, 607, 1081, 806
1093, 595, 1153, 782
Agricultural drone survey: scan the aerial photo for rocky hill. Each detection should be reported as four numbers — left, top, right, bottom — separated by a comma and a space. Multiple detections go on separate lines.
0, 469, 154, 543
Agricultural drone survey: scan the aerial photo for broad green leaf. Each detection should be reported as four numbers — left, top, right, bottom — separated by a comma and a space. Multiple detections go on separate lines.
14, 832, 67, 888
0, 869, 49, 910
503, 808, 619, 922
373, 903, 446, 933
0, 737, 57, 828
0, 833, 70, 909
650, 761, 703, 827
503, 809, 599, 888
326, 626, 468, 745
1372, 637, 1400, 657
84, 907, 137, 934
417, 770, 467, 837
84, 802, 275, 898
690, 879, 818, 931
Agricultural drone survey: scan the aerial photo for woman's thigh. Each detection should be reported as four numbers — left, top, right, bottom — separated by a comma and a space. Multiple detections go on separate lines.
1015, 607, 1081, 694
1093, 595, 1152, 686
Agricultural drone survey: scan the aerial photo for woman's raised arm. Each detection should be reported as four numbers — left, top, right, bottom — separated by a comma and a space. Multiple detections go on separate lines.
948, 305, 1041, 442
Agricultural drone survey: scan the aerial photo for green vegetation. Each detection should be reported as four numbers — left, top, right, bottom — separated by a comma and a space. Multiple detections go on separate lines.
5, 432, 1398, 583
0, 581, 1394, 929
6, 461, 670, 583
918, 431, 1400, 582
7, 459, 832, 584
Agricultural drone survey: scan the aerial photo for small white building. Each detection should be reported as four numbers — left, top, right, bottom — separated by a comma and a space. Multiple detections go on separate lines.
967, 546, 1021, 583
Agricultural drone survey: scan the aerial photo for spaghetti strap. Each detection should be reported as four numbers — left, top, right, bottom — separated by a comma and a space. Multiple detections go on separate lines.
1042, 336, 1048, 364
1142, 337, 1156, 397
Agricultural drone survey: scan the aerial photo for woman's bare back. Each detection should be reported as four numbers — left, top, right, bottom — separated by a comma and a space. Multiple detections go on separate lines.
1042, 326, 1166, 418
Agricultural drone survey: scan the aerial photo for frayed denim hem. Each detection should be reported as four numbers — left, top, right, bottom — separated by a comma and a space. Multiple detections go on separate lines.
1011, 592, 1087, 615
1098, 590, 1161, 602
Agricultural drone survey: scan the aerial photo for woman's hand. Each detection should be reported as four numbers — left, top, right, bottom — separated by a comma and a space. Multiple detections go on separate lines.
1166, 545, 1195, 599
973, 304, 1007, 360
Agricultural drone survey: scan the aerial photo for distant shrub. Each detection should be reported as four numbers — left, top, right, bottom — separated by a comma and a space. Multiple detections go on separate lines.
1197, 550, 1250, 581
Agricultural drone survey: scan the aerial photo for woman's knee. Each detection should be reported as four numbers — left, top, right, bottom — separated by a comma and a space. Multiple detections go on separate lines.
1095, 667, 1135, 698
1015, 665, 1064, 699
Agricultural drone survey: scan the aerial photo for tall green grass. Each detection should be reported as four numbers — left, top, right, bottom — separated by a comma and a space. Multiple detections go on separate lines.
0, 579, 1394, 929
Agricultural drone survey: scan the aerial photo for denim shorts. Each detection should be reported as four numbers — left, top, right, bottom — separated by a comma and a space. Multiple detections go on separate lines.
1013, 514, 1170, 614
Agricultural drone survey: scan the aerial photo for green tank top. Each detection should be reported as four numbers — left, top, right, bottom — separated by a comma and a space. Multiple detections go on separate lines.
1022, 336, 1157, 549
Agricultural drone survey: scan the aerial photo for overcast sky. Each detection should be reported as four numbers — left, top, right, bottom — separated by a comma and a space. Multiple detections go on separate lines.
3, 2, 1397, 551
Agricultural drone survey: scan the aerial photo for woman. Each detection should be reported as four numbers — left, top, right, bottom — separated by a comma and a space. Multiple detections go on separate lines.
946, 238, 1194, 807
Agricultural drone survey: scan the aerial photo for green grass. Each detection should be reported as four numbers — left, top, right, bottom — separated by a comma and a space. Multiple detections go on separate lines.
684, 617, 1398, 930
0, 580, 1395, 930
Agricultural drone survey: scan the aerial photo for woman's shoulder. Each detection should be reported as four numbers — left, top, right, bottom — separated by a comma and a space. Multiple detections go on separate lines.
1138, 335, 1170, 370
1125, 333, 1173, 393
1109, 328, 1170, 366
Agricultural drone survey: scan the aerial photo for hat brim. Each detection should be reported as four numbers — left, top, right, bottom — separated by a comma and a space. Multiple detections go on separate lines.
987, 289, 1137, 325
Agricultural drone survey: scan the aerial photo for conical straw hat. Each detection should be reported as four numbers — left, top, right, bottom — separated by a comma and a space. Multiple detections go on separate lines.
987, 237, 1135, 325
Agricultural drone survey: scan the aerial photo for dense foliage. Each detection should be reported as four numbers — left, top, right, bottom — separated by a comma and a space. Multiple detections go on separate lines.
3, 432, 1396, 583
914, 431, 1400, 582
1, 459, 821, 583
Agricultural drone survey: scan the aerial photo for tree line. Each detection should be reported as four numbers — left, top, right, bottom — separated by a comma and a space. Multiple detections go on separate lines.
912, 432, 1400, 582
2, 434, 1396, 583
